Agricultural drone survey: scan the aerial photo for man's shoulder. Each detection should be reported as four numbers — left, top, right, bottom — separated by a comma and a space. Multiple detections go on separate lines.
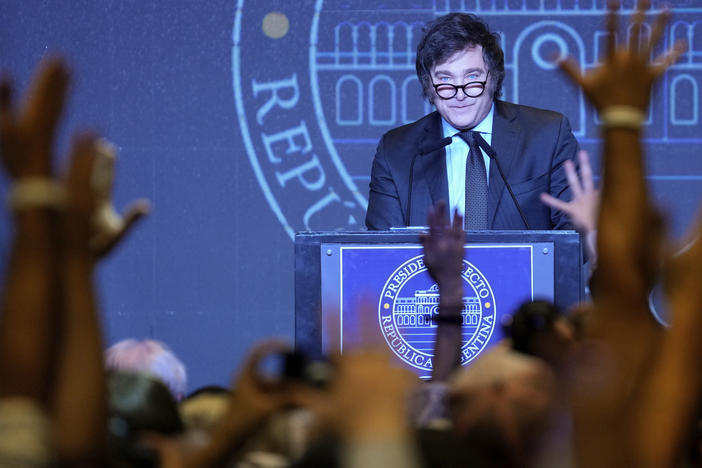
496, 100, 567, 125
381, 111, 440, 147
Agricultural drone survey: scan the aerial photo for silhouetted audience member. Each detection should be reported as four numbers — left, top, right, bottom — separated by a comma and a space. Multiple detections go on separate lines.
106, 339, 188, 401
448, 346, 558, 467
107, 371, 184, 467
505, 300, 576, 371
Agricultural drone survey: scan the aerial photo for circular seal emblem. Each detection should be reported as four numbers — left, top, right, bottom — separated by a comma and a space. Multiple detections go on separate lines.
378, 255, 497, 372
232, 1, 432, 238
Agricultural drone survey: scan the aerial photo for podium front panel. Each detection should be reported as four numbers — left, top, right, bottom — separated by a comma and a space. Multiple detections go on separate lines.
295, 231, 582, 378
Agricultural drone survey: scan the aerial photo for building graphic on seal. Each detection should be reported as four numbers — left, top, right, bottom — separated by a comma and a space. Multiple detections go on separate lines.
315, 0, 700, 150
394, 284, 481, 328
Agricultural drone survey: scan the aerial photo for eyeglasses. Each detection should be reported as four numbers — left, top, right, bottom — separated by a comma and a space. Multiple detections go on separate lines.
432, 71, 490, 100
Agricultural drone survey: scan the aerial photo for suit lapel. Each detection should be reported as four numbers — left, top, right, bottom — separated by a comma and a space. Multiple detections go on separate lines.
488, 101, 520, 228
418, 112, 449, 210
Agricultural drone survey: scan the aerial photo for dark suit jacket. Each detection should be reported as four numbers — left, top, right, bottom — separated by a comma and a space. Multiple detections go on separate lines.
365, 100, 578, 230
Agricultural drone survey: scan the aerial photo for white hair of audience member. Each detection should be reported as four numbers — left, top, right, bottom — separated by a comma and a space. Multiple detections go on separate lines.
105, 339, 187, 400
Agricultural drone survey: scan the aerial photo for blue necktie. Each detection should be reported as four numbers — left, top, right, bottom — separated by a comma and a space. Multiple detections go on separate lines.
459, 131, 488, 229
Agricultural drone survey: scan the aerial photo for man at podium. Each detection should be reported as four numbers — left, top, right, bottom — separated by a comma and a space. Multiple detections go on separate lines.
365, 12, 580, 232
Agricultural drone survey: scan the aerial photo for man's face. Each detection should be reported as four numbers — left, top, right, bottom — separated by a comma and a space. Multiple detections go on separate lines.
430, 45, 494, 131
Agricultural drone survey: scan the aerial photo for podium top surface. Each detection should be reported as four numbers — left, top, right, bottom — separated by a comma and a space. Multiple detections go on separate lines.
295, 230, 579, 244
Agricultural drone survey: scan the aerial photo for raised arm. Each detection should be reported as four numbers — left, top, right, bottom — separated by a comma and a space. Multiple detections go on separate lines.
630, 215, 702, 467
51, 134, 108, 462
557, 1, 685, 465
0, 58, 67, 403
1, 57, 151, 464
420, 201, 465, 382
53, 135, 149, 461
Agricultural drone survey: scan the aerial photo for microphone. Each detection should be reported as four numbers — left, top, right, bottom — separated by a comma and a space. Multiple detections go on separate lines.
418, 136, 453, 156
406, 137, 454, 226
472, 133, 531, 230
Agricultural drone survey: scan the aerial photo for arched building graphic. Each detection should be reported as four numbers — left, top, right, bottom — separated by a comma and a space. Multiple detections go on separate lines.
513, 21, 587, 137
323, 20, 427, 129
402, 75, 432, 124
330, 20, 423, 69
393, 284, 480, 328
671, 21, 695, 66
433, 0, 674, 13
336, 75, 363, 126
369, 75, 397, 126
374, 22, 392, 66
320, 5, 702, 139
333, 22, 355, 66
310, 1, 702, 204
671, 75, 698, 126
668, 21, 701, 133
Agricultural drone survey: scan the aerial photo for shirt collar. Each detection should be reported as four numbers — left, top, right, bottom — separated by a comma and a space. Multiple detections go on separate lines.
441, 102, 495, 138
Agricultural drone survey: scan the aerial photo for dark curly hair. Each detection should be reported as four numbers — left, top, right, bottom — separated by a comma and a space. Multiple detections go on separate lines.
415, 13, 505, 101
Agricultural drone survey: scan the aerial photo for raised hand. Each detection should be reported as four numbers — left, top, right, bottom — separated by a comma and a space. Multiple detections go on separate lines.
420, 200, 464, 288
541, 150, 599, 265
540, 150, 598, 234
559, 0, 685, 111
58, 135, 150, 261
0, 58, 68, 178
88, 139, 150, 258
175, 340, 303, 468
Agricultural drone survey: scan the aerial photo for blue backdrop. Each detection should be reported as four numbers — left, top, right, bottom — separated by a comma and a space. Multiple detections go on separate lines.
1, 0, 700, 391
